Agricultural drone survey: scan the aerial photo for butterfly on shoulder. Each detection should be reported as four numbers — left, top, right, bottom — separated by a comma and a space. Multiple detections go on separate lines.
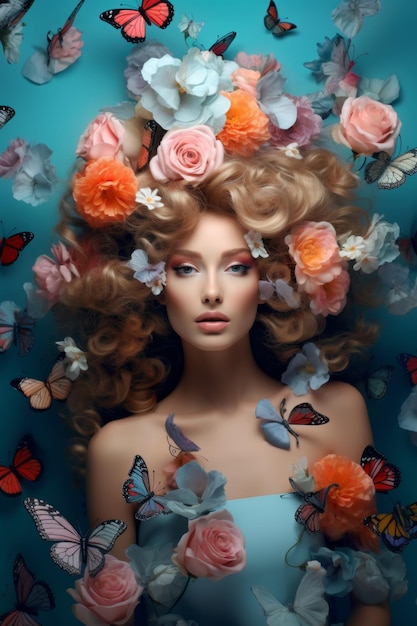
365, 364, 393, 400
364, 148, 417, 190
165, 413, 200, 457
0, 300, 36, 356
0, 105, 15, 130
255, 398, 329, 450
208, 31, 237, 57
100, 0, 175, 43
122, 454, 169, 520
23, 497, 127, 577
0, 434, 43, 497
137, 119, 166, 172
0, 553, 55, 626
397, 352, 417, 387
264, 0, 297, 37
10, 357, 72, 411
364, 500, 417, 553
0, 230, 34, 266
289, 477, 337, 534
360, 445, 401, 493
46, 0, 85, 60
0, 0, 36, 31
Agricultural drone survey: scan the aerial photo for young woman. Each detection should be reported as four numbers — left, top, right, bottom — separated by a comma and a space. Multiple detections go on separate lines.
54, 141, 393, 625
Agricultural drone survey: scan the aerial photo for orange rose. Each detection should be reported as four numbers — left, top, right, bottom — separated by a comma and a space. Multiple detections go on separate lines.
216, 90, 270, 157
72, 157, 138, 228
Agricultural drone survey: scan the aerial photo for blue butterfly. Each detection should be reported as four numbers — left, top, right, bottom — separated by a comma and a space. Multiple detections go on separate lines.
165, 413, 200, 455
122, 455, 169, 521
255, 399, 329, 450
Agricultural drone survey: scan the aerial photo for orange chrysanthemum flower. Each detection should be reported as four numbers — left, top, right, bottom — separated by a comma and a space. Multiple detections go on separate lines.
312, 453, 378, 550
217, 89, 271, 157
72, 157, 138, 228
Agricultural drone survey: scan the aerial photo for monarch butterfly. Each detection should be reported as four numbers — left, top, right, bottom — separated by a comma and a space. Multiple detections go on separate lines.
0, 105, 15, 130
0, 434, 43, 497
23, 497, 127, 577
365, 364, 393, 400
264, 0, 297, 36
46, 0, 85, 60
10, 358, 72, 411
255, 398, 329, 449
208, 31, 237, 57
0, 231, 34, 266
289, 478, 337, 534
0, 300, 36, 356
397, 352, 417, 386
100, 0, 174, 43
0, 553, 55, 626
122, 454, 168, 520
360, 445, 401, 493
364, 501, 417, 553
364, 148, 417, 190
137, 119, 165, 172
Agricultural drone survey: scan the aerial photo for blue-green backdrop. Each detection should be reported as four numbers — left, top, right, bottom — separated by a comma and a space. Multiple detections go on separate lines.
0, 0, 416, 623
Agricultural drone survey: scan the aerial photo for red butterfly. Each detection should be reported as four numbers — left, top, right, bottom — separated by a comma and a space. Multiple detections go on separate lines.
290, 478, 337, 534
0, 554, 55, 626
100, 0, 174, 43
137, 119, 165, 172
264, 0, 297, 37
397, 352, 417, 386
0, 231, 34, 266
47, 0, 85, 60
0, 105, 15, 130
256, 398, 329, 449
0, 434, 43, 497
10, 358, 72, 411
209, 31, 237, 57
361, 445, 401, 493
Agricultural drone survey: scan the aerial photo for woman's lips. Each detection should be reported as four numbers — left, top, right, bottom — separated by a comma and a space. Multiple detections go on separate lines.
195, 312, 230, 331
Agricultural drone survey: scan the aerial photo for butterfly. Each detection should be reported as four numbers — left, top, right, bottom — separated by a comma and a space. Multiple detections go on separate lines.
0, 231, 34, 266
137, 119, 165, 171
0, 553, 55, 626
252, 568, 328, 626
364, 148, 417, 190
255, 398, 329, 449
364, 501, 417, 553
10, 358, 72, 411
100, 0, 175, 43
23, 497, 127, 577
122, 454, 168, 520
397, 352, 417, 386
0, 434, 43, 497
208, 31, 236, 57
0, 0, 36, 31
322, 35, 354, 97
264, 0, 297, 37
46, 0, 85, 60
289, 478, 337, 534
165, 413, 200, 456
365, 364, 393, 400
0, 300, 36, 356
0, 105, 15, 130
360, 445, 401, 493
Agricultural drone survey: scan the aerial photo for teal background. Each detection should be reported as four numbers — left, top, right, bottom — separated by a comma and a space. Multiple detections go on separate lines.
0, 0, 416, 623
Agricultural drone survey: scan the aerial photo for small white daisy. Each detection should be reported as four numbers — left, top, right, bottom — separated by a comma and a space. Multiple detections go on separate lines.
244, 231, 269, 259
136, 187, 164, 210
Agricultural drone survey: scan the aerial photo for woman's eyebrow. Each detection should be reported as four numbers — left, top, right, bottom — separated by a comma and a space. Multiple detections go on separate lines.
171, 247, 250, 259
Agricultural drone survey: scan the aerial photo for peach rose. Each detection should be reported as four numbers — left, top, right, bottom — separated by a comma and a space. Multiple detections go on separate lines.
285, 221, 343, 286
67, 555, 143, 626
331, 96, 401, 156
149, 125, 224, 184
76, 112, 125, 162
306, 268, 350, 316
172, 509, 246, 581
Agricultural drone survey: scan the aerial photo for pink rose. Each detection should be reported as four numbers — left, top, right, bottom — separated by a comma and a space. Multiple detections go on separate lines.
172, 509, 246, 581
269, 95, 322, 149
76, 112, 125, 162
285, 221, 343, 286
32, 241, 80, 307
67, 555, 143, 626
306, 268, 350, 316
331, 96, 401, 156
149, 125, 224, 184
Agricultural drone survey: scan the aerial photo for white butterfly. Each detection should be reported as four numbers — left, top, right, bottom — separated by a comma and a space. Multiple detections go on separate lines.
252, 568, 328, 626
332, 0, 381, 39
364, 149, 417, 190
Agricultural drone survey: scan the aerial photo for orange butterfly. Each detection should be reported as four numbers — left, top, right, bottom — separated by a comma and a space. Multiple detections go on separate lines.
264, 0, 297, 36
10, 359, 72, 411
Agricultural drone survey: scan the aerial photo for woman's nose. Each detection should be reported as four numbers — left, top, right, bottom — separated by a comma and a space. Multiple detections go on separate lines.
201, 272, 223, 304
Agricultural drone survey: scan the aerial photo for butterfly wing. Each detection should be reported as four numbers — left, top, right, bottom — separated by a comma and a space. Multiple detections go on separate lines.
364, 152, 391, 185
365, 365, 393, 399
11, 359, 72, 411
264, 0, 296, 36
363, 502, 417, 553
290, 479, 334, 534
360, 444, 401, 492
141, 0, 174, 29
292, 568, 328, 626
287, 403, 330, 426
165, 413, 200, 453
137, 120, 166, 171
365, 149, 417, 190
0, 300, 16, 353
251, 585, 292, 626
0, 232, 34, 266
255, 399, 290, 449
85, 520, 127, 577
100, 9, 146, 42
0, 105, 15, 130
122, 455, 167, 520
0, 0, 36, 30
47, 0, 85, 58
397, 352, 417, 386
209, 31, 236, 57
0, 435, 43, 497
14, 309, 36, 357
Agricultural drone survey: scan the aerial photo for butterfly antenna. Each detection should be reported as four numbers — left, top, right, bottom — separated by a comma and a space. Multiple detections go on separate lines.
284, 527, 305, 568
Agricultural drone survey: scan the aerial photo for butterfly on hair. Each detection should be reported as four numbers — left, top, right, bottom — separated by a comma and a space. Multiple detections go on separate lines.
100, 0, 174, 43
0, 105, 15, 130
0, 433, 43, 497
364, 148, 417, 190
264, 0, 297, 37
122, 454, 169, 520
46, 0, 85, 61
0, 553, 55, 626
10, 356, 72, 411
23, 497, 127, 577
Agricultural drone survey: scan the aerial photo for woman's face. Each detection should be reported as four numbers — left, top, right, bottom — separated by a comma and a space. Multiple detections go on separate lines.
164, 212, 260, 353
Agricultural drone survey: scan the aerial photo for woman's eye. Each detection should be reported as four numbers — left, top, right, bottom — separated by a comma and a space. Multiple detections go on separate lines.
173, 264, 197, 276
226, 264, 252, 275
